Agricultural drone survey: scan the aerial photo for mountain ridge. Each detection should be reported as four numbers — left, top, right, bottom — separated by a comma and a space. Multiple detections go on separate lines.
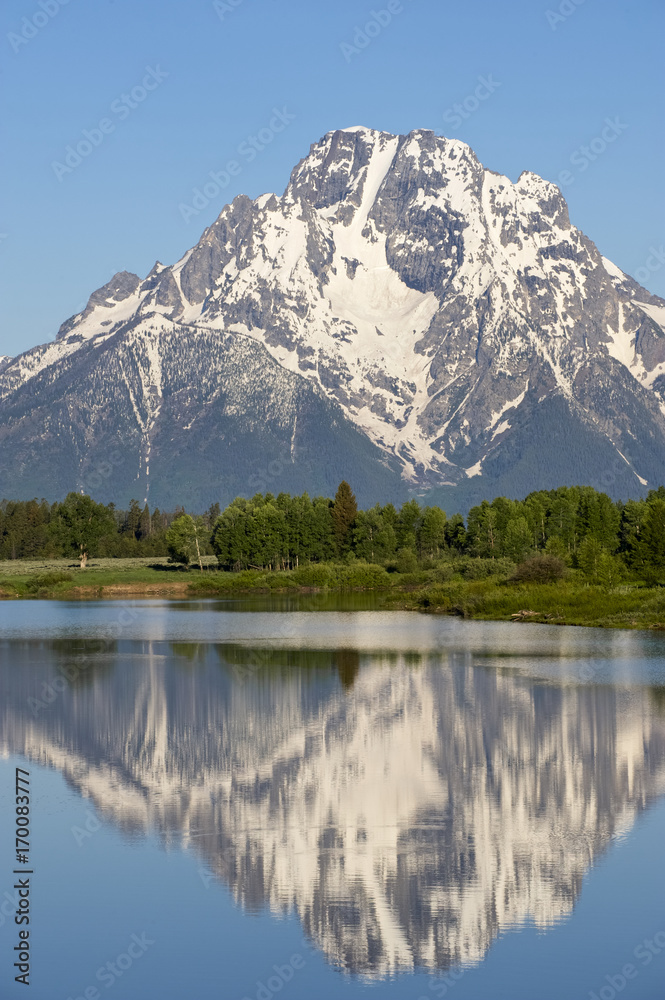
2, 126, 665, 509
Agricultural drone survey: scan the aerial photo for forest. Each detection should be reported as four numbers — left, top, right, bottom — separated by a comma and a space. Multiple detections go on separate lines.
1, 482, 665, 584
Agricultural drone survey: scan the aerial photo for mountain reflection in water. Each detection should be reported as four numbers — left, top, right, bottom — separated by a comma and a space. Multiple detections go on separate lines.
2, 637, 665, 978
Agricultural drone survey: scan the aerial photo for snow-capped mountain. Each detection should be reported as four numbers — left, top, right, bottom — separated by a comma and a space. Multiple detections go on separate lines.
2, 642, 665, 975
2, 127, 665, 507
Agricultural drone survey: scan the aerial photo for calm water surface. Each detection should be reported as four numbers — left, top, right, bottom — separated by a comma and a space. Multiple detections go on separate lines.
1, 599, 665, 1000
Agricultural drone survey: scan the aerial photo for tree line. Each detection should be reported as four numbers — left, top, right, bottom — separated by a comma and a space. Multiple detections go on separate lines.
0, 495, 220, 566
1, 483, 665, 580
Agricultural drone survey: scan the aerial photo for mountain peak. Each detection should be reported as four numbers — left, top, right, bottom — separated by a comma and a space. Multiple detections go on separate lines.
2, 127, 665, 507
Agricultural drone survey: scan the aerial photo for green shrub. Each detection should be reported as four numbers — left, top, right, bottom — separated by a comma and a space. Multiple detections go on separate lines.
25, 571, 73, 592
395, 547, 418, 574
459, 557, 516, 580
290, 565, 337, 588
336, 563, 392, 589
510, 554, 566, 584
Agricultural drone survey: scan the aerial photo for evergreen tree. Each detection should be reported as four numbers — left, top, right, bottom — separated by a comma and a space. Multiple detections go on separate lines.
138, 504, 152, 539
123, 499, 142, 538
205, 502, 221, 527
576, 487, 620, 550
332, 481, 357, 555
444, 513, 467, 553
151, 507, 166, 533
619, 498, 648, 570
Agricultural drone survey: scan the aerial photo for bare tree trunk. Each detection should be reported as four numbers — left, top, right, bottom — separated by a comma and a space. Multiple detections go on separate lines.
194, 535, 203, 572
80, 547, 88, 569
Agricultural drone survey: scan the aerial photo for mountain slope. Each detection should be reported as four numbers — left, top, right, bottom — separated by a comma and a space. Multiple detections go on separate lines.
2, 127, 665, 507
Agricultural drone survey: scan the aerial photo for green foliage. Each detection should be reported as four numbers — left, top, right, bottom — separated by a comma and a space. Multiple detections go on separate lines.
395, 547, 418, 574
332, 481, 358, 555
189, 560, 392, 595
544, 535, 570, 563
503, 516, 533, 562
24, 571, 73, 593
418, 506, 447, 558
457, 556, 516, 580
3, 482, 665, 593
353, 505, 397, 562
212, 492, 336, 570
444, 513, 466, 553
467, 500, 499, 558
510, 554, 566, 584
576, 536, 625, 586
396, 498, 421, 551
51, 493, 117, 567
166, 514, 207, 567
640, 498, 665, 583
415, 577, 665, 629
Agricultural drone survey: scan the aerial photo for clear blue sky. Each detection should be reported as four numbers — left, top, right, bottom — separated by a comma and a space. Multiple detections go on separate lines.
1, 0, 663, 358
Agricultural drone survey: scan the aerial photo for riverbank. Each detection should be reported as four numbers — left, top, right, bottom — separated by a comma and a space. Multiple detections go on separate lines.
1, 557, 664, 630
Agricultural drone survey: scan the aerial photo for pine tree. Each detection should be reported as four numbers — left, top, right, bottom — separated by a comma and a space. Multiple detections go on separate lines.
138, 504, 152, 539
444, 513, 467, 553
123, 499, 142, 538
332, 481, 357, 556
205, 502, 221, 527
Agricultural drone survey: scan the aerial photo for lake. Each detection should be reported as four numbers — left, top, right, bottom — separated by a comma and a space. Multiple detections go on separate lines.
1, 599, 665, 1000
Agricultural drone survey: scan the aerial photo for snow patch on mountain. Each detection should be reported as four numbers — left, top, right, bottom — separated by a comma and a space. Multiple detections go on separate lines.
602, 255, 628, 283
636, 300, 665, 334
3, 126, 665, 498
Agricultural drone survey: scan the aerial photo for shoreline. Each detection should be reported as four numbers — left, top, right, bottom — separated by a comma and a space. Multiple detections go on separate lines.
1, 564, 664, 631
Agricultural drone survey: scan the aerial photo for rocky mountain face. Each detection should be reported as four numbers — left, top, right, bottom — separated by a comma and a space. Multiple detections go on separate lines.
2, 637, 665, 976
2, 126, 665, 508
